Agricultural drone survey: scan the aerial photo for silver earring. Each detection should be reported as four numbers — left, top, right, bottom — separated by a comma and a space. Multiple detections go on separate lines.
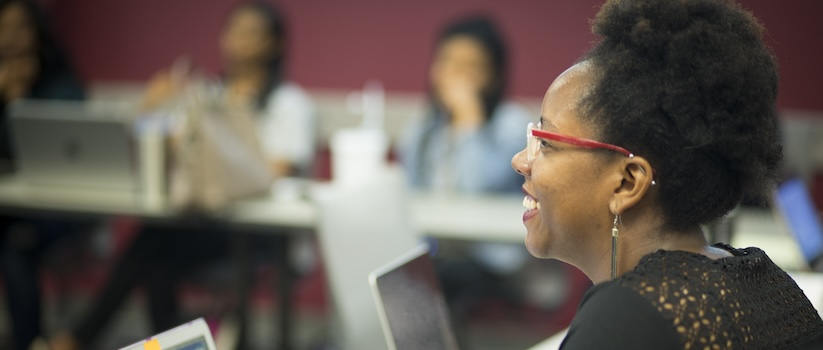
611, 214, 619, 279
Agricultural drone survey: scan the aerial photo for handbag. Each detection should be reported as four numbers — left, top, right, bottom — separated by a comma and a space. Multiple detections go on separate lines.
168, 85, 273, 211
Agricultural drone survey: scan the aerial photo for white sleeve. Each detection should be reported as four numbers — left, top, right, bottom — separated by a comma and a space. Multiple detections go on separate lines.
257, 83, 316, 168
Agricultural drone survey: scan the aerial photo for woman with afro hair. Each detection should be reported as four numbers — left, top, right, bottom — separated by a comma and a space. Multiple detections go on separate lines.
511, 0, 823, 348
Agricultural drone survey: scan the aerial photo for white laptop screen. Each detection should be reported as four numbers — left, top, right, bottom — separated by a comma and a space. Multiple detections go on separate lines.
165, 336, 209, 350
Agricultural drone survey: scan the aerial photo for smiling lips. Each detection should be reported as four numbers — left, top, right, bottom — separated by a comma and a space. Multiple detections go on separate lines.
522, 189, 540, 222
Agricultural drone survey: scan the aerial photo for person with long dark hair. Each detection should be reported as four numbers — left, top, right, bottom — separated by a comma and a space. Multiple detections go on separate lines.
402, 16, 528, 193
50, 3, 313, 349
399, 16, 534, 346
511, 0, 823, 348
0, 1, 87, 349
143, 1, 314, 176
0, 0, 84, 169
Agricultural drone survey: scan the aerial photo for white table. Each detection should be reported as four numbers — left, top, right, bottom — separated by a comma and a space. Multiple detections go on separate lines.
0, 176, 803, 262
0, 178, 806, 282
0, 175, 812, 350
0, 176, 527, 241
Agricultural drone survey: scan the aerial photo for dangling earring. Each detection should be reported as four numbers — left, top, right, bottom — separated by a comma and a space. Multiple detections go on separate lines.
611, 214, 620, 279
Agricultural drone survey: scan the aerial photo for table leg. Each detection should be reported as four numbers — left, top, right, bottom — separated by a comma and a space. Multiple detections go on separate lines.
231, 232, 252, 350
274, 235, 295, 350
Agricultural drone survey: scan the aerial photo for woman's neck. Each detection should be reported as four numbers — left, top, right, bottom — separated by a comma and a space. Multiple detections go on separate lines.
225, 64, 268, 106
585, 213, 731, 284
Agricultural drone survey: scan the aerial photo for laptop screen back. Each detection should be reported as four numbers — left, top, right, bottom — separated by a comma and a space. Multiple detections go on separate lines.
118, 318, 216, 350
9, 100, 137, 191
370, 245, 459, 350
775, 178, 823, 264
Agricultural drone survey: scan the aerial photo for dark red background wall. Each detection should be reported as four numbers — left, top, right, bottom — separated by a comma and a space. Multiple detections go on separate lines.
45, 0, 823, 110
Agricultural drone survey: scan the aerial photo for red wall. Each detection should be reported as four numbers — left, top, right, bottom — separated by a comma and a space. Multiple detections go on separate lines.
48, 0, 823, 110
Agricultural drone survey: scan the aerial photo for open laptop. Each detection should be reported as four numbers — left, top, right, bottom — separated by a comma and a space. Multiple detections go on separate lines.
9, 99, 138, 192
118, 318, 217, 350
368, 243, 459, 350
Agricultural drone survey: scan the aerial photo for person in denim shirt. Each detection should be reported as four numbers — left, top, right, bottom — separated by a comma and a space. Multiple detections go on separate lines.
401, 17, 530, 195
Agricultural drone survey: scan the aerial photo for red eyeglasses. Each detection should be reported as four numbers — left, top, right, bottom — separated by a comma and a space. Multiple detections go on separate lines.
526, 121, 634, 162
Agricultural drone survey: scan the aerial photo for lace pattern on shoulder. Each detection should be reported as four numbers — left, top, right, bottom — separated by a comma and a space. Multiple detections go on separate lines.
618, 246, 823, 350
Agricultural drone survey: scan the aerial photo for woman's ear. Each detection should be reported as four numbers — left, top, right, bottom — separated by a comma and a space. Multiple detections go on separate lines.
609, 156, 654, 215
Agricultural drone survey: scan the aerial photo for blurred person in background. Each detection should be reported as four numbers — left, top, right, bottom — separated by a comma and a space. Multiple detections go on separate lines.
0, 0, 84, 170
402, 16, 527, 193
399, 16, 540, 346
51, 2, 314, 349
143, 1, 314, 177
0, 0, 88, 349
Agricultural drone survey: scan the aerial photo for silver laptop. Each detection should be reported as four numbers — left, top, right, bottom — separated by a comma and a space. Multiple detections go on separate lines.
9, 99, 138, 192
369, 243, 460, 350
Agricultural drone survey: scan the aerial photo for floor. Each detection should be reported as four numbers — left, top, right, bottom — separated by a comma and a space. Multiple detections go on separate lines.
0, 288, 566, 350
0, 234, 578, 350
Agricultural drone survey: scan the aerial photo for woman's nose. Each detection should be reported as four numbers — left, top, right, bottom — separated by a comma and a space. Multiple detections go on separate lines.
512, 149, 531, 177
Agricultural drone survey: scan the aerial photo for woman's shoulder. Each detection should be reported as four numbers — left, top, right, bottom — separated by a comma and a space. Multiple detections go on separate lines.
265, 81, 313, 110
564, 247, 823, 349
619, 244, 777, 298
614, 246, 823, 349
561, 280, 681, 349
272, 81, 309, 97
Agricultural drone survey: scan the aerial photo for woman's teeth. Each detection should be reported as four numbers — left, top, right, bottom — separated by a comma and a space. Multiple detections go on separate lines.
522, 196, 540, 210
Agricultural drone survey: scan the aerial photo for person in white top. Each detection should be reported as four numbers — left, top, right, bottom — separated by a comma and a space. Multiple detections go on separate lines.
51, 3, 314, 350
258, 81, 315, 175
142, 2, 315, 176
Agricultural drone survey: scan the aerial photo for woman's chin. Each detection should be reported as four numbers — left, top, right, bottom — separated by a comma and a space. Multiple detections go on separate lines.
524, 229, 552, 259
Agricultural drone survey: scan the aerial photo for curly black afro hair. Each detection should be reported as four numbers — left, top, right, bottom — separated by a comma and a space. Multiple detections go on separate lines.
582, 0, 782, 230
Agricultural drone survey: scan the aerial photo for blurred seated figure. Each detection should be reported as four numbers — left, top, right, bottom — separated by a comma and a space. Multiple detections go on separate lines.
401, 16, 528, 193
142, 4, 314, 178
0, 0, 84, 171
399, 15, 540, 345
51, 3, 314, 350
0, 1, 88, 349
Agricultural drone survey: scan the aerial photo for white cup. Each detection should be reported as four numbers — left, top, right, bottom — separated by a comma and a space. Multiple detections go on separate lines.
330, 128, 389, 188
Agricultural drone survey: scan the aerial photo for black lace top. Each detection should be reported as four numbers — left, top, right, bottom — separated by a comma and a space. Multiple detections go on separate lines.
560, 244, 823, 350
